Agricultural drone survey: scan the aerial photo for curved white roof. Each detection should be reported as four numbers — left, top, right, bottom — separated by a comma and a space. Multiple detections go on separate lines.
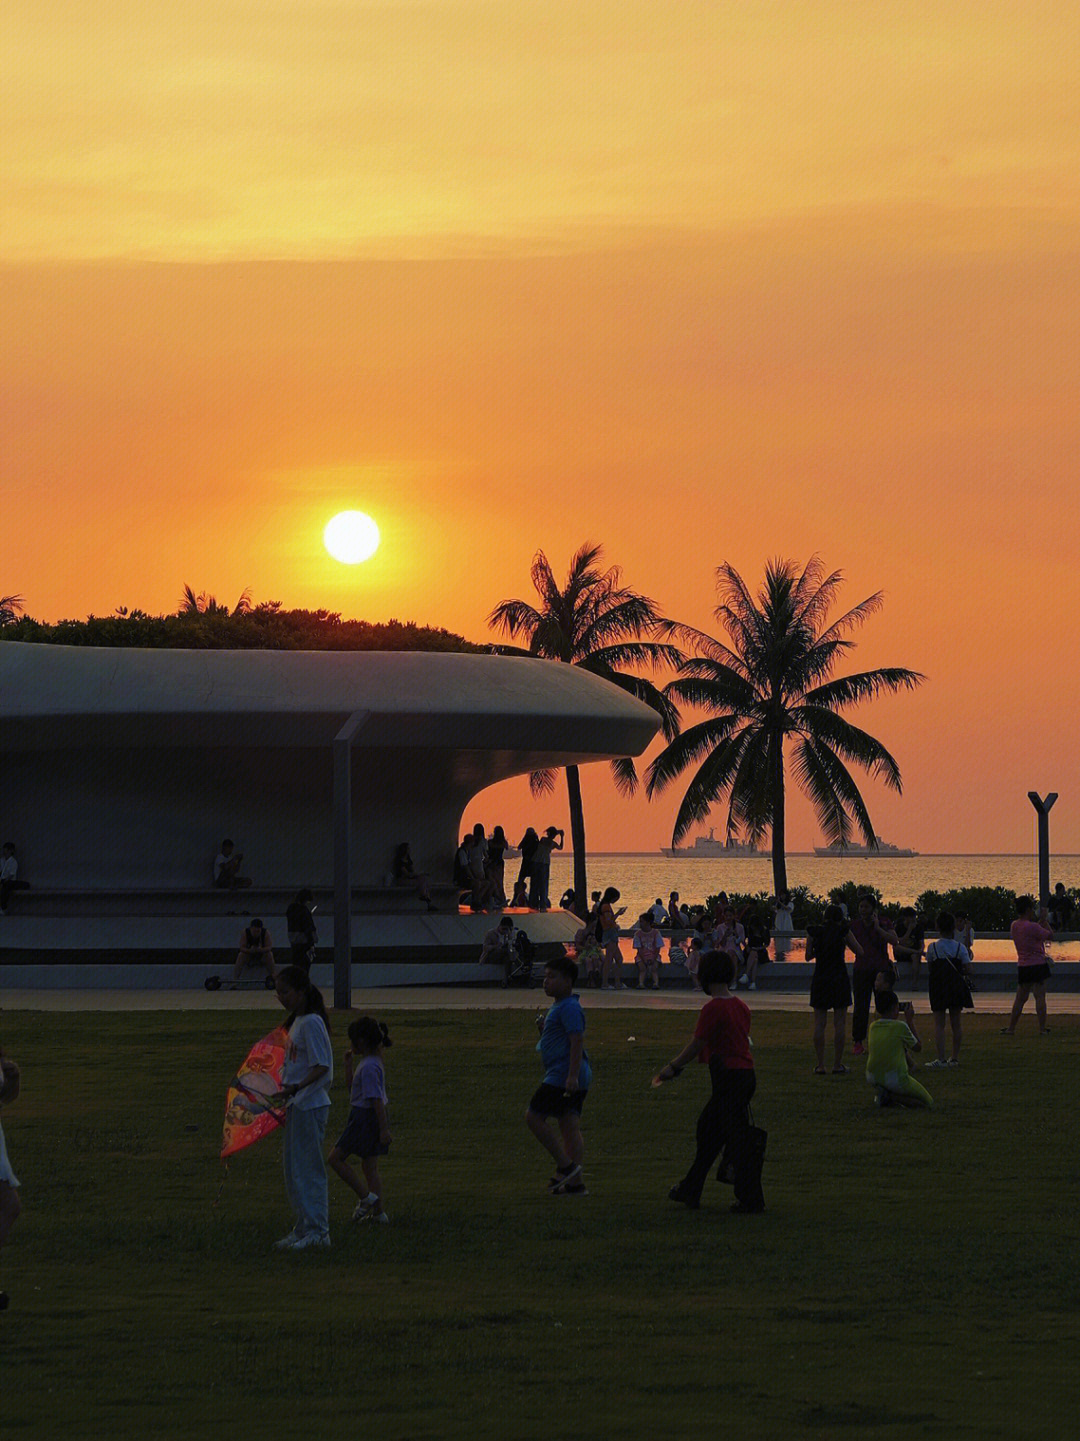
0, 644, 660, 755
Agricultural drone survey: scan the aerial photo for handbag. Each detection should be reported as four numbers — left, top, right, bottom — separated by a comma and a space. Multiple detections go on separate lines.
717, 1104, 767, 1185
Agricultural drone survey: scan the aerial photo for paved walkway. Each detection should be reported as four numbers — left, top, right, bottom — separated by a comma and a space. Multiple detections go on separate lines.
2, 985, 1077, 1014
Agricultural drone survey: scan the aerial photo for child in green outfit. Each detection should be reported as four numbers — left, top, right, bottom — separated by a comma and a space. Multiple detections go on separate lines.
866, 990, 933, 1108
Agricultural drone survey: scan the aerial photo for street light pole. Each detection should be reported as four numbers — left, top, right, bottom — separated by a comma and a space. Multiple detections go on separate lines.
1027, 791, 1057, 912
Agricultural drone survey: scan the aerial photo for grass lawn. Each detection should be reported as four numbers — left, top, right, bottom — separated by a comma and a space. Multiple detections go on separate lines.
1, 1004, 1078, 1439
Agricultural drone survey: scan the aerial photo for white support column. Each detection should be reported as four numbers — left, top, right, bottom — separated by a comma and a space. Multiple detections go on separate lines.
333, 711, 371, 1010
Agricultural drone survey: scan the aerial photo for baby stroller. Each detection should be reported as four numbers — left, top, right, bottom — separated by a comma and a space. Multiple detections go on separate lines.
506, 929, 536, 986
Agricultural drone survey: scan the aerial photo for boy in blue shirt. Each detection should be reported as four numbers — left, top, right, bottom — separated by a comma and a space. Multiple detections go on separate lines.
527, 956, 591, 1195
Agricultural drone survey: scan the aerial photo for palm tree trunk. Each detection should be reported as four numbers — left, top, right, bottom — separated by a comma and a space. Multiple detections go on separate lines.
564, 764, 588, 919
770, 736, 788, 897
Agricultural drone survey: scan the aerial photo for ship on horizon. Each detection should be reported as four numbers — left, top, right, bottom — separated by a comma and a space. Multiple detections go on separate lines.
661, 828, 764, 858
813, 836, 918, 858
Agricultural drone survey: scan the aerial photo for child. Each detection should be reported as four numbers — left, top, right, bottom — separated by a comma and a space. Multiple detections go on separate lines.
955, 911, 975, 958
526, 957, 591, 1195
685, 935, 705, 990
572, 914, 603, 989
270, 965, 333, 1249
328, 1017, 393, 1224
866, 989, 933, 1108
0, 1044, 22, 1310
632, 912, 665, 989
739, 909, 770, 991
653, 950, 764, 1213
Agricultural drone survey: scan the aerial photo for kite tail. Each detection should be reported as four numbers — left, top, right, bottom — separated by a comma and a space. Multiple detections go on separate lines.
213, 1162, 229, 1209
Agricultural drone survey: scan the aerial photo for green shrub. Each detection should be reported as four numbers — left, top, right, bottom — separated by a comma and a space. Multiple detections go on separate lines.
915, 886, 1018, 931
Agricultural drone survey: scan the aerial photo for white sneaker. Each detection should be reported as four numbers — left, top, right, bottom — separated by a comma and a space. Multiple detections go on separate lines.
290, 1232, 330, 1249
747, 982, 757, 992
357, 1209, 389, 1225
273, 1232, 301, 1250
926, 1059, 948, 1069
352, 1193, 379, 1221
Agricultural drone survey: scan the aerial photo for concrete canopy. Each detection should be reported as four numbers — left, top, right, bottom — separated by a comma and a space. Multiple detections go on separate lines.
1, 645, 661, 890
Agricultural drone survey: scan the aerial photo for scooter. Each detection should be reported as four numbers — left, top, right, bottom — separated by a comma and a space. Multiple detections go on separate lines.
204, 971, 276, 992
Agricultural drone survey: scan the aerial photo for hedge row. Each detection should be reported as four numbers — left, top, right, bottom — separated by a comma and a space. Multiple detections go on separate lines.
701, 883, 1073, 931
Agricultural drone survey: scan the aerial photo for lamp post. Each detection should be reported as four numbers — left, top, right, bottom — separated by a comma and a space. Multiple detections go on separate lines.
1027, 791, 1057, 912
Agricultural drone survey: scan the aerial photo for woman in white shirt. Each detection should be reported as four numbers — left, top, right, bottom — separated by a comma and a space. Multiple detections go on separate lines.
772, 891, 795, 959
271, 965, 334, 1250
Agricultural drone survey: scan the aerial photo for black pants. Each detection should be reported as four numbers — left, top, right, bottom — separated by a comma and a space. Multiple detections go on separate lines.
852, 967, 890, 1044
680, 1064, 761, 1207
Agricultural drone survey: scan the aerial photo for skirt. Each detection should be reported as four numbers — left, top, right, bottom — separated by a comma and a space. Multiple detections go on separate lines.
810, 968, 852, 1011
0, 1119, 18, 1187
928, 964, 973, 1012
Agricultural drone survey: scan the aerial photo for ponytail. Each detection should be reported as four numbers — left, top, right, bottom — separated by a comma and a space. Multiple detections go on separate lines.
348, 1015, 391, 1051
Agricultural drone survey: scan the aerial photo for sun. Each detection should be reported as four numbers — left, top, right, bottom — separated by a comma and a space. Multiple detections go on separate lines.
323, 510, 380, 564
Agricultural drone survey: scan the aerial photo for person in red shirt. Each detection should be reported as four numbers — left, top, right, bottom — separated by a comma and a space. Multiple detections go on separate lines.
653, 950, 764, 1213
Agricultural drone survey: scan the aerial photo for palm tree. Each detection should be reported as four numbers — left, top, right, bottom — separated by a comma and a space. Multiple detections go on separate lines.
179, 585, 252, 616
647, 556, 924, 896
489, 544, 683, 917
0, 594, 24, 626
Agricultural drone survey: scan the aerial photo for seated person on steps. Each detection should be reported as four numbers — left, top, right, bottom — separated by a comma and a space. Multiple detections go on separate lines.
234, 918, 275, 982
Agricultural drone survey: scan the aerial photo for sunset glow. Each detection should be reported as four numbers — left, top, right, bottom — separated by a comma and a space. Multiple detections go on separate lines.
3, 2, 1079, 853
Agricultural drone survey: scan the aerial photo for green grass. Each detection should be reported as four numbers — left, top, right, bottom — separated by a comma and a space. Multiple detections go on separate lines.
2, 1007, 1079, 1439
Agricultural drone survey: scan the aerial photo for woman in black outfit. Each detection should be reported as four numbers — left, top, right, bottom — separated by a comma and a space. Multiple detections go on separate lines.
806, 904, 865, 1074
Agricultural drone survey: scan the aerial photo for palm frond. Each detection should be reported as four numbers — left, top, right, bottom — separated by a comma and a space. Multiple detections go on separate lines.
646, 716, 744, 796
487, 598, 544, 643
663, 667, 761, 716
668, 730, 755, 844
811, 592, 886, 646
529, 768, 557, 798
791, 735, 856, 848
610, 756, 639, 797
723, 727, 773, 840
597, 672, 682, 741
802, 668, 924, 713
791, 706, 905, 789
584, 640, 685, 673
792, 735, 877, 845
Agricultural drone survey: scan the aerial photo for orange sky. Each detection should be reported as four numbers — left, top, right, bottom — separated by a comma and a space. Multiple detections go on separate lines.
3, 2, 1079, 855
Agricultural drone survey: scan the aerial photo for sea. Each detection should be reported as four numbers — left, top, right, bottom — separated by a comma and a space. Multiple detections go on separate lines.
543, 853, 1079, 925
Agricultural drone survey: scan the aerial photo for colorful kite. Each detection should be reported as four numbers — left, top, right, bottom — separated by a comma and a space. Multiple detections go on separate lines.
221, 1025, 289, 1159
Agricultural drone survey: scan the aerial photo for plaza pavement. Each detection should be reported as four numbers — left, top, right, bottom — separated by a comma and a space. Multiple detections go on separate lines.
2, 985, 1076, 1014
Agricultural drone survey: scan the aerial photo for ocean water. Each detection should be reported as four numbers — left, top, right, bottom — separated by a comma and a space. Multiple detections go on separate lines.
542, 853, 1079, 924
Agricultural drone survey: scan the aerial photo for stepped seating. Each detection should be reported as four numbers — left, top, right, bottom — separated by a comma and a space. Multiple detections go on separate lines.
1, 882, 460, 918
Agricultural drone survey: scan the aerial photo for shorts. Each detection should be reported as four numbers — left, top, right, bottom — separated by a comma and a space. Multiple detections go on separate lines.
528, 1083, 587, 1119
333, 1106, 389, 1159
1017, 963, 1051, 987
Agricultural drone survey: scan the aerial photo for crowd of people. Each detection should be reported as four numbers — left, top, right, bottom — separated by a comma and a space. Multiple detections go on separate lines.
0, 894, 1066, 1297
454, 823, 564, 912
564, 889, 786, 993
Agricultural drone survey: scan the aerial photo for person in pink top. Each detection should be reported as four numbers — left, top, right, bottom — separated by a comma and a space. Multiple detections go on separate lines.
1002, 895, 1053, 1036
